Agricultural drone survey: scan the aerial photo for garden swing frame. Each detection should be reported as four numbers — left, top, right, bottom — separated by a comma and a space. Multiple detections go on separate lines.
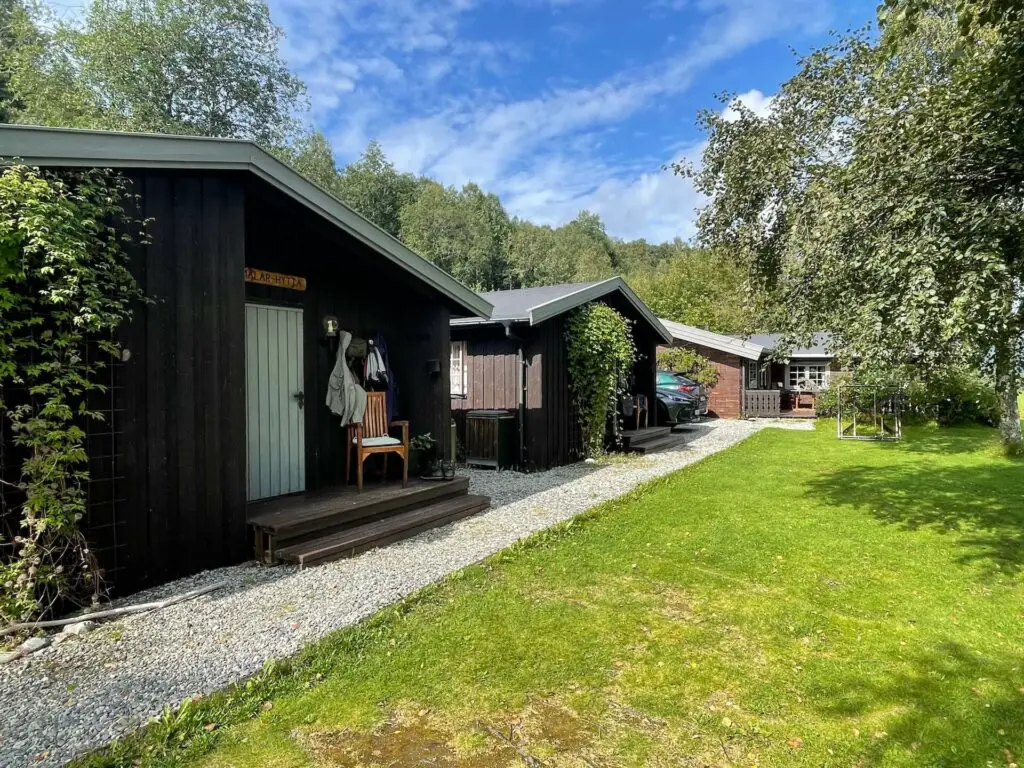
836, 382, 903, 442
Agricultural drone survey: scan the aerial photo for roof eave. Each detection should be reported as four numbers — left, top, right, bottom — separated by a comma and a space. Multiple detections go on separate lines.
0, 124, 493, 320
527, 278, 672, 343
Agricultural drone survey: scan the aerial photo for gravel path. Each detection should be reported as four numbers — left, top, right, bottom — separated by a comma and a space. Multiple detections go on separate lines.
0, 419, 776, 766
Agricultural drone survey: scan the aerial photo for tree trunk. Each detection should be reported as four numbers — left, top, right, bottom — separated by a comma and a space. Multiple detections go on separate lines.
995, 335, 1022, 455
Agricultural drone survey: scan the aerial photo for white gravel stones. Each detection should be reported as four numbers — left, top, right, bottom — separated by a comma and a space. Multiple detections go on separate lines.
0, 419, 769, 766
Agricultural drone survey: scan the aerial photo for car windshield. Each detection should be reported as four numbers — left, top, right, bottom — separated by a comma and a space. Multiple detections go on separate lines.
656, 371, 680, 384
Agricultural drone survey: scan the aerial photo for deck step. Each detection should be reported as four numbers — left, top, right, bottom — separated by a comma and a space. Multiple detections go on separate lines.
620, 426, 673, 450
275, 494, 491, 568
630, 433, 689, 454
249, 477, 470, 545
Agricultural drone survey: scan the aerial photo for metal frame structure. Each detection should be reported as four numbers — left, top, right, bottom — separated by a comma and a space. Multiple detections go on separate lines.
836, 382, 903, 441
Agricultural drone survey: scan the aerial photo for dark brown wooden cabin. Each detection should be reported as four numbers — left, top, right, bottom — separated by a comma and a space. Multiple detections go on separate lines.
0, 125, 493, 593
450, 279, 672, 470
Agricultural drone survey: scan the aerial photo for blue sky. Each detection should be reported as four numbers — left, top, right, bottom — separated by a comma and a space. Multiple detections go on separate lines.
268, 0, 878, 241
48, 0, 879, 241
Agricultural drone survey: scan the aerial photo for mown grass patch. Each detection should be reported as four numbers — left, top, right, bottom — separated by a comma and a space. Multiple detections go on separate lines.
77, 423, 1024, 767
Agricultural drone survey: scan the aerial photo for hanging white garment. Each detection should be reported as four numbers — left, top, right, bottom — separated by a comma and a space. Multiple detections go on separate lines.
365, 343, 388, 386
326, 330, 367, 425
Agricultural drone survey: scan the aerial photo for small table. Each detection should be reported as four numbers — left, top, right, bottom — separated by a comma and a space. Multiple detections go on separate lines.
794, 390, 814, 410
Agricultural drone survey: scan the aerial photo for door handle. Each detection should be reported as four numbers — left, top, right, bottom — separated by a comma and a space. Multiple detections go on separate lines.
293, 390, 305, 410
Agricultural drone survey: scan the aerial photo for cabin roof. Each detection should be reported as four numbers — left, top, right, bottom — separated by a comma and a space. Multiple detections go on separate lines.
747, 332, 834, 359
451, 277, 672, 344
659, 319, 766, 361
0, 124, 492, 319
660, 319, 835, 361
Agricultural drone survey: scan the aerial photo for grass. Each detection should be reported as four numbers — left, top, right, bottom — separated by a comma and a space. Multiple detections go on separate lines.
80, 422, 1024, 767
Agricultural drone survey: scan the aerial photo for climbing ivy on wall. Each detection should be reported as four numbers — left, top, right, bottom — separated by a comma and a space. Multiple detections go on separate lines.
0, 164, 145, 623
565, 303, 636, 459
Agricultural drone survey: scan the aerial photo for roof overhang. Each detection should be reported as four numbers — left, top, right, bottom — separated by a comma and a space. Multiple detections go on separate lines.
659, 319, 764, 361
451, 278, 672, 344
0, 124, 493, 319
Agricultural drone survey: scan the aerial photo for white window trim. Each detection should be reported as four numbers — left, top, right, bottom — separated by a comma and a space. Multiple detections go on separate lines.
786, 363, 829, 390
450, 340, 468, 397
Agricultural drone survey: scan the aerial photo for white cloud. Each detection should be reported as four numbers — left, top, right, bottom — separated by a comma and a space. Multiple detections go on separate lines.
357, 0, 809, 240
722, 88, 775, 121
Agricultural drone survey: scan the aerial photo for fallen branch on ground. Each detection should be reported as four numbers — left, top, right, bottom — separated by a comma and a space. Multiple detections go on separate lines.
0, 582, 228, 637
482, 723, 543, 767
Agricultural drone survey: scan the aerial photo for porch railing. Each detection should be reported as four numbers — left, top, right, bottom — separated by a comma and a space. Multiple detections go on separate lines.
744, 389, 780, 418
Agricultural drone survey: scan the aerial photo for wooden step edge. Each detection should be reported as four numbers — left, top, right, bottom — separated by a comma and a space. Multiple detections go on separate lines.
260, 481, 472, 541
276, 495, 490, 567
634, 436, 689, 454
316, 500, 490, 566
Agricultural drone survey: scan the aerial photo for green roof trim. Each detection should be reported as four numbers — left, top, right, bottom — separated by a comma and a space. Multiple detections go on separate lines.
0, 124, 493, 319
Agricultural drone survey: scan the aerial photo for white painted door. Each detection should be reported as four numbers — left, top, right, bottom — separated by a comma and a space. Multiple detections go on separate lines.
245, 303, 305, 500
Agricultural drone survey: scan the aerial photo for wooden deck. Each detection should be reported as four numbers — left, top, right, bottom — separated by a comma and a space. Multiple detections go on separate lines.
248, 477, 489, 568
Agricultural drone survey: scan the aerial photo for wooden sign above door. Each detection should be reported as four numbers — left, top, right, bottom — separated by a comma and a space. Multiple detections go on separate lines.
244, 267, 306, 291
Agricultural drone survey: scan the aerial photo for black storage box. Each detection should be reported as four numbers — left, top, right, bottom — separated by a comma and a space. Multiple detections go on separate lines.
465, 409, 517, 470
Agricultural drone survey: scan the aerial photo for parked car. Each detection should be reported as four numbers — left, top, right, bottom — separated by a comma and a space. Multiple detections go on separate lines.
655, 389, 698, 425
656, 370, 709, 417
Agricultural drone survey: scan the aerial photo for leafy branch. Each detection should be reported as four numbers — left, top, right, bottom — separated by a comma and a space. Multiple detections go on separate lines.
0, 164, 145, 623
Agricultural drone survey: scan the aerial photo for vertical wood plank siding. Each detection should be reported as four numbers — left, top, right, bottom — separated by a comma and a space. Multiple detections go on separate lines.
243, 183, 452, 494
452, 308, 661, 471
112, 170, 247, 591
1, 168, 457, 595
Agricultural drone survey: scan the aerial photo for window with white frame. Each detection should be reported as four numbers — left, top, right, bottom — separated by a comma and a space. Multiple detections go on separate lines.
450, 340, 468, 397
788, 364, 827, 389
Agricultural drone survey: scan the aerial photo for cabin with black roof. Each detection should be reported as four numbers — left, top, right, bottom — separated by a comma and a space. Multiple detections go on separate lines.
0, 124, 494, 592
449, 278, 672, 470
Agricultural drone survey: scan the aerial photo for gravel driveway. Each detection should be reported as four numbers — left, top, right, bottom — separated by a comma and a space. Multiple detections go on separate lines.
0, 419, 782, 766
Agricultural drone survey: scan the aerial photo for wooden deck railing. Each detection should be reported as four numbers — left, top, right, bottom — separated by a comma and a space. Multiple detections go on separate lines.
743, 389, 781, 418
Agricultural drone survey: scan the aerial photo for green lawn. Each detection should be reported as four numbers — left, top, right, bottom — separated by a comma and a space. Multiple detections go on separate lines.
86, 423, 1024, 767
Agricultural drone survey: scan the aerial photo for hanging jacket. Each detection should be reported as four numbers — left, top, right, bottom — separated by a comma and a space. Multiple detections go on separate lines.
326, 331, 367, 425
365, 341, 388, 389
373, 333, 398, 422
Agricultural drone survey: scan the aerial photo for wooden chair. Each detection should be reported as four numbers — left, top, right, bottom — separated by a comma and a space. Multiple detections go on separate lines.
633, 394, 649, 430
345, 392, 409, 491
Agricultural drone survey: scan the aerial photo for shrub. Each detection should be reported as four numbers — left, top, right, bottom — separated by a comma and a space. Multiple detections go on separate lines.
565, 304, 636, 458
816, 367, 1000, 426
656, 347, 719, 388
911, 369, 1000, 426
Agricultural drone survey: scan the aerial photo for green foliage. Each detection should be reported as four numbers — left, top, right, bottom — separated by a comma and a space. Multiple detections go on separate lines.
272, 131, 343, 198
337, 141, 419, 238
564, 304, 636, 458
627, 246, 753, 334
684, 2, 1024, 452
399, 180, 511, 290
0, 0, 32, 123
8, 0, 306, 144
409, 432, 435, 452
656, 347, 719, 388
0, 165, 144, 622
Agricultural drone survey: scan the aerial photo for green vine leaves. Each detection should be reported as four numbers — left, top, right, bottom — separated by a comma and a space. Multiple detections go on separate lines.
0, 164, 146, 623
565, 304, 637, 459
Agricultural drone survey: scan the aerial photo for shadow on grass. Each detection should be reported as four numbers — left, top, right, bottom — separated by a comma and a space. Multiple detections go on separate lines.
814, 640, 1023, 765
806, 434, 1024, 574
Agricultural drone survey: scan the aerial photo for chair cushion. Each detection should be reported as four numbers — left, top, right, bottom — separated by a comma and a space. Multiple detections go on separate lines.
355, 435, 402, 447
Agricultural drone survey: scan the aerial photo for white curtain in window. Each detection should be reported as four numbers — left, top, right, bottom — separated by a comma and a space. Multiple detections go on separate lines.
450, 341, 468, 396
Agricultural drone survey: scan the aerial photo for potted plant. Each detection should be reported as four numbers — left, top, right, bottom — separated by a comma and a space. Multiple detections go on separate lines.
409, 432, 436, 476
